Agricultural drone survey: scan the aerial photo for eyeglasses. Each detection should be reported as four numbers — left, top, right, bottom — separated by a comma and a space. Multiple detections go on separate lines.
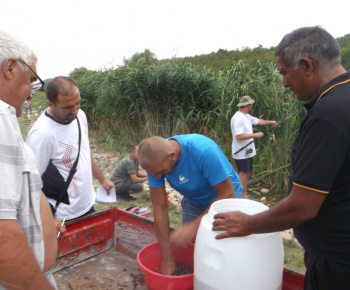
18, 59, 45, 94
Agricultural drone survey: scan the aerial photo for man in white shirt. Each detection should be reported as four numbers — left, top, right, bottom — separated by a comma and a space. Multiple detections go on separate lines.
231, 96, 277, 198
27, 76, 114, 221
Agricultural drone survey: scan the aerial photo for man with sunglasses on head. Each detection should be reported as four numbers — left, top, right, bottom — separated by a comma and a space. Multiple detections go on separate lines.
0, 31, 57, 289
27, 76, 114, 223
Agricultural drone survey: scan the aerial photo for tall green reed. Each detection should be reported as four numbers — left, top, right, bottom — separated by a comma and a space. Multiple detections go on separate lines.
75, 59, 302, 191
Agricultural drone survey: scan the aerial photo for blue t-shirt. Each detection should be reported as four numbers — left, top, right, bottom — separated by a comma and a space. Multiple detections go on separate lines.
147, 134, 242, 208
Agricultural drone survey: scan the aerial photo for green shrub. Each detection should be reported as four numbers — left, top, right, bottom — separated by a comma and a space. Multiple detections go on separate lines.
77, 59, 302, 191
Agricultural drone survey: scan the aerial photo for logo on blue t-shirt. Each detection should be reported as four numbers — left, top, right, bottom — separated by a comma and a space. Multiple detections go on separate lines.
179, 175, 188, 184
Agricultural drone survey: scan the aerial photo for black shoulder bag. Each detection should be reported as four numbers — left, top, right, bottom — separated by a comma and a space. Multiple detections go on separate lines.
51, 118, 81, 215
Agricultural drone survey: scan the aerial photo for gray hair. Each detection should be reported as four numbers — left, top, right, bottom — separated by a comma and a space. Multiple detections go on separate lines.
275, 26, 341, 70
0, 31, 37, 71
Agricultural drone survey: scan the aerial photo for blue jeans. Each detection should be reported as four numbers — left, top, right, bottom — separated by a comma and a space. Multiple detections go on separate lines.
181, 197, 206, 225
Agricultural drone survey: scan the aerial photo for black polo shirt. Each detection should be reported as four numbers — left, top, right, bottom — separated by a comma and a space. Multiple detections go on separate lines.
289, 71, 350, 271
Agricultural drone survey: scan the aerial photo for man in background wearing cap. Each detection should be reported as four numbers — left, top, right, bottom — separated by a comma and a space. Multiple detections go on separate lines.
231, 95, 277, 198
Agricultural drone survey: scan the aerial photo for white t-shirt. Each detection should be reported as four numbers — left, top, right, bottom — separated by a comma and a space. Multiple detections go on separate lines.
230, 111, 259, 160
27, 109, 95, 220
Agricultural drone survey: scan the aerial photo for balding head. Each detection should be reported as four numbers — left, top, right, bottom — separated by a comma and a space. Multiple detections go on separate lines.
138, 136, 172, 170
46, 76, 79, 104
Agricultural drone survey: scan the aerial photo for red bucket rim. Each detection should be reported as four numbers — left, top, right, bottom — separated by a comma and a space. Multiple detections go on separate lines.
136, 242, 194, 279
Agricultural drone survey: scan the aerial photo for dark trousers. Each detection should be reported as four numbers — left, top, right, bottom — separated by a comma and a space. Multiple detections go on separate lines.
304, 254, 350, 290
115, 180, 143, 196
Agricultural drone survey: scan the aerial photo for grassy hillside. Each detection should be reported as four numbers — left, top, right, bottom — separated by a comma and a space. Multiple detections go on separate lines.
173, 34, 350, 71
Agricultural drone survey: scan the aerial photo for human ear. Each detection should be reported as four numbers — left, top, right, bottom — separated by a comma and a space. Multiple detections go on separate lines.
168, 152, 175, 160
2, 58, 17, 80
299, 58, 314, 76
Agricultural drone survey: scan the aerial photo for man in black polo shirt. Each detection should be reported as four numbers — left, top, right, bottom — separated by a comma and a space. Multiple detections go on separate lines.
212, 26, 350, 289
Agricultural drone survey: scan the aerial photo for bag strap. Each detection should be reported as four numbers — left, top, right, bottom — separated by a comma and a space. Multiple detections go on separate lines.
52, 118, 81, 215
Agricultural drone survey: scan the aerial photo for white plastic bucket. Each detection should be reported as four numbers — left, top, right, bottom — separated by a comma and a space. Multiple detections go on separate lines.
194, 198, 284, 290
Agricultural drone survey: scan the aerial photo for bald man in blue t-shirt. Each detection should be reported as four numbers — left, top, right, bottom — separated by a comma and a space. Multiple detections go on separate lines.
138, 134, 242, 276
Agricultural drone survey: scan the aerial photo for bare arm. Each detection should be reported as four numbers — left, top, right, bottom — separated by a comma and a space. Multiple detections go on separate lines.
129, 172, 148, 184
213, 184, 326, 239
235, 119, 277, 140
236, 132, 264, 140
40, 193, 59, 272
257, 119, 277, 126
136, 169, 147, 178
150, 186, 175, 275
91, 154, 114, 194
170, 177, 236, 246
0, 219, 54, 289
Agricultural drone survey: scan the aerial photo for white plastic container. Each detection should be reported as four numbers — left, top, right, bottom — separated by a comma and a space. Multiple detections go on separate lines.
194, 198, 284, 290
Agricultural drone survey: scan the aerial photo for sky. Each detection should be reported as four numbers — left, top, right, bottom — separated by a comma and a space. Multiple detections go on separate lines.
1, 0, 349, 80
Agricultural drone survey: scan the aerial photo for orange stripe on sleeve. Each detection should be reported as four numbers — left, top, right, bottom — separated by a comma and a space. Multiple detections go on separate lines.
293, 182, 329, 194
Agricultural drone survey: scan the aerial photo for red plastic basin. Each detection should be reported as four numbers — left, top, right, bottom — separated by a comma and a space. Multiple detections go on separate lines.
136, 242, 194, 290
